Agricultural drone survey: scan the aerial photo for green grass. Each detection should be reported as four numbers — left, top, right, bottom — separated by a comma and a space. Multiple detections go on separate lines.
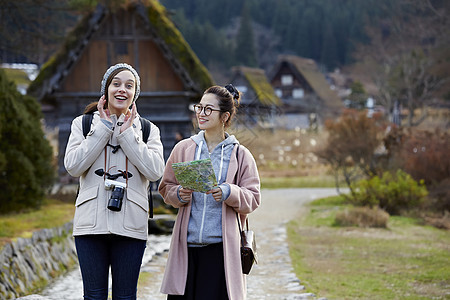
309, 195, 349, 206
3, 68, 31, 85
261, 175, 338, 189
0, 198, 74, 248
287, 196, 450, 299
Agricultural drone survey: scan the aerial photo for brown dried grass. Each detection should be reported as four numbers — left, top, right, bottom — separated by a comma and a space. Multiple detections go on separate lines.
230, 127, 329, 177
334, 206, 390, 228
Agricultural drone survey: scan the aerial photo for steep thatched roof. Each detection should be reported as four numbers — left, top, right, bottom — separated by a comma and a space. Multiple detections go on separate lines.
231, 66, 281, 106
143, 0, 213, 91
273, 55, 342, 112
27, 9, 96, 99
28, 0, 213, 100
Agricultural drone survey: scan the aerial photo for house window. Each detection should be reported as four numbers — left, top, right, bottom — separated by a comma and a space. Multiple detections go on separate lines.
293, 88, 304, 99
236, 86, 247, 93
281, 75, 293, 86
275, 89, 282, 98
115, 41, 128, 55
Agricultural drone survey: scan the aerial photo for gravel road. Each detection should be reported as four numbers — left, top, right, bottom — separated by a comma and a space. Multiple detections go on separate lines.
36, 188, 339, 300
137, 188, 339, 300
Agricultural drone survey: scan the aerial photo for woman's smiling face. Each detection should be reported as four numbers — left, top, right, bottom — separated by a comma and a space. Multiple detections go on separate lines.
107, 70, 135, 116
196, 93, 223, 131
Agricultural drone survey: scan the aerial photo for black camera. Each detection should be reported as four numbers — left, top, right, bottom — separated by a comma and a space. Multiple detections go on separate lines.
105, 179, 126, 211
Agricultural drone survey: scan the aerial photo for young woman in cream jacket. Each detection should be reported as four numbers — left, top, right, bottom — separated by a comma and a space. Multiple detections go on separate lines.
64, 63, 164, 300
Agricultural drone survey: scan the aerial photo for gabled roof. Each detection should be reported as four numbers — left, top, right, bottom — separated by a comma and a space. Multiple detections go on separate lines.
28, 0, 213, 100
142, 1, 213, 91
271, 55, 342, 112
231, 66, 281, 106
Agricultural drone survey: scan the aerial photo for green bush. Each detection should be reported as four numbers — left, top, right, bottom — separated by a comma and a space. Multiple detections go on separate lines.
0, 69, 54, 213
349, 169, 428, 215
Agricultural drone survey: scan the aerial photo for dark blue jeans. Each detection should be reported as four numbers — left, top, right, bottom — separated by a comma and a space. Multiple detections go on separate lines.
74, 234, 146, 300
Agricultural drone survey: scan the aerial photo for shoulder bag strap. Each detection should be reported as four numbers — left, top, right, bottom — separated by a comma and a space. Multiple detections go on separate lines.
235, 144, 246, 246
236, 212, 245, 247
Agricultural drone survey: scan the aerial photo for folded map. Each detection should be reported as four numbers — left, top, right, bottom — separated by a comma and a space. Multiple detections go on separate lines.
172, 158, 218, 193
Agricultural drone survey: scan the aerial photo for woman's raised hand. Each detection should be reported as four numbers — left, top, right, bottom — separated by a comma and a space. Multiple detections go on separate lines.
121, 102, 137, 133
98, 96, 111, 122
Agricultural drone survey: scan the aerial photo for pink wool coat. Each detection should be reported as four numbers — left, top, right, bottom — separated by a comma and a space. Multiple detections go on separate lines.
159, 138, 261, 300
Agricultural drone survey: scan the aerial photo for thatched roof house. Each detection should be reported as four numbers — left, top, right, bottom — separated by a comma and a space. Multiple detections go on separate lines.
269, 55, 342, 121
28, 1, 214, 178
229, 66, 281, 128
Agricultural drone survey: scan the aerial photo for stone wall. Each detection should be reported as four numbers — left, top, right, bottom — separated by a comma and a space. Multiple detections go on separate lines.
0, 222, 77, 299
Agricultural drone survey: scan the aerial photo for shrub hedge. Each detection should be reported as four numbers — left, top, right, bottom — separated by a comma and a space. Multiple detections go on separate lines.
349, 169, 428, 215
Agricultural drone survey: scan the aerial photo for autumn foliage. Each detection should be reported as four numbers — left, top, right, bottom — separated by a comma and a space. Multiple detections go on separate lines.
315, 109, 386, 188
315, 109, 447, 216
384, 127, 450, 211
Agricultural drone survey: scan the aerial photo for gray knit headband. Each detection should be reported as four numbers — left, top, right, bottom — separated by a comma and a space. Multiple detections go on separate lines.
100, 63, 141, 102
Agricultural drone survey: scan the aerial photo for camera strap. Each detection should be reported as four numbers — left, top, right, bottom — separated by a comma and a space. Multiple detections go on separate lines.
103, 148, 107, 179
125, 158, 129, 187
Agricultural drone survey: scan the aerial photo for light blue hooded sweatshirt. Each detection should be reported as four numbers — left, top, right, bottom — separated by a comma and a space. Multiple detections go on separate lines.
186, 131, 238, 246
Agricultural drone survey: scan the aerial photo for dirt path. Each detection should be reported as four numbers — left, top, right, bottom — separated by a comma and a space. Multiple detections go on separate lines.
246, 188, 338, 300
138, 188, 339, 300
22, 188, 338, 300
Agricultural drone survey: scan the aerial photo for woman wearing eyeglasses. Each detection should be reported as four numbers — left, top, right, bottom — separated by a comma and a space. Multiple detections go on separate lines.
158, 85, 261, 300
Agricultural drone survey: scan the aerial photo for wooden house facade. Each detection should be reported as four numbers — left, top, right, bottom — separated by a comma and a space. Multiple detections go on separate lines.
229, 66, 281, 129
268, 55, 342, 128
28, 1, 213, 179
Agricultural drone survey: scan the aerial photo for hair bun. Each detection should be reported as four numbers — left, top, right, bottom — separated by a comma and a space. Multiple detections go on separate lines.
224, 84, 240, 101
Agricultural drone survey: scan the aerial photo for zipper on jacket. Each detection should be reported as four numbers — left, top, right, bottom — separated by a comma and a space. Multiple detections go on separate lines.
197, 143, 225, 244
198, 193, 207, 243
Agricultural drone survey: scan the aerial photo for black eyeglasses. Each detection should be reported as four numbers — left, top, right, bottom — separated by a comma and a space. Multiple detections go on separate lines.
193, 104, 221, 116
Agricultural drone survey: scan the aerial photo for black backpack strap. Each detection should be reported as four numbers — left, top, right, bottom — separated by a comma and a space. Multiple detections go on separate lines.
139, 117, 151, 143
82, 113, 94, 138
148, 185, 154, 218
76, 113, 93, 199
139, 117, 153, 218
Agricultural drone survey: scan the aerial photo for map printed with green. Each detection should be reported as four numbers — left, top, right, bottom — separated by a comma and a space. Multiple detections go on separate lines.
172, 158, 218, 193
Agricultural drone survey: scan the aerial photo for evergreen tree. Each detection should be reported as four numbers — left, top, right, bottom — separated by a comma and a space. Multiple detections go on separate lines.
348, 81, 368, 109
321, 21, 338, 68
0, 69, 54, 213
166, 0, 388, 70
234, 2, 257, 67
0, 0, 78, 64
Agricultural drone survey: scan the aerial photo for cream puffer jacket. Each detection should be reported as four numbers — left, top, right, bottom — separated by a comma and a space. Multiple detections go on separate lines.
64, 111, 165, 240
